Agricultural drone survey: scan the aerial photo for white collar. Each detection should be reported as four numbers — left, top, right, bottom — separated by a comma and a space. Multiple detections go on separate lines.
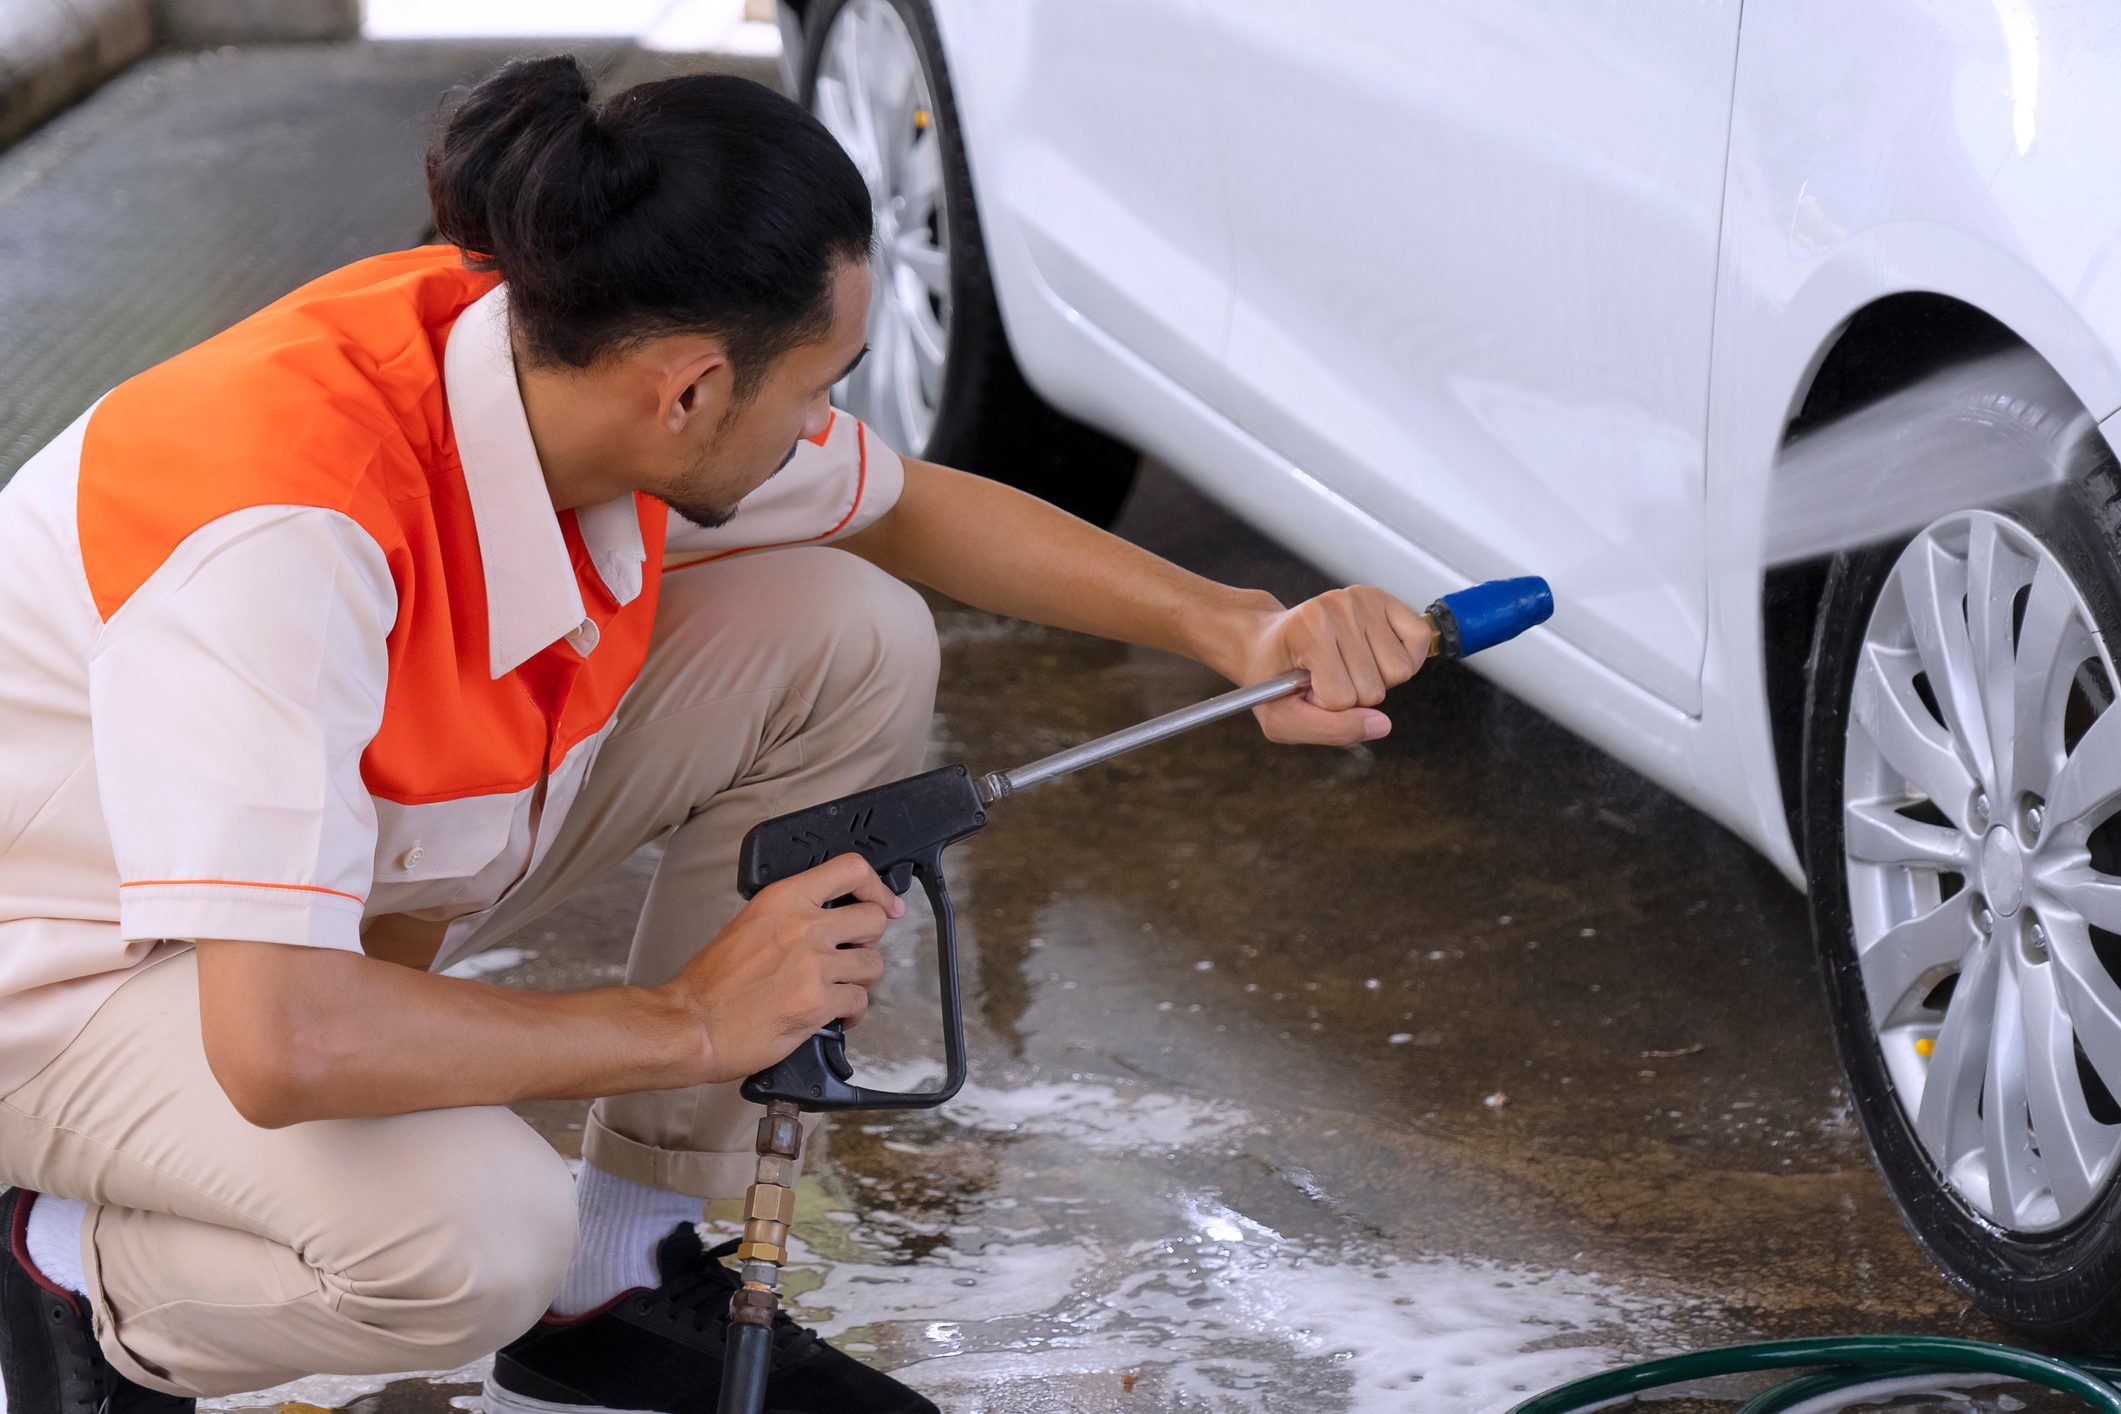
442, 284, 645, 678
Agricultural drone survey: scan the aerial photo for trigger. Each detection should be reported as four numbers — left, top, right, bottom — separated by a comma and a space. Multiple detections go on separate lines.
884, 862, 916, 896
820, 1027, 854, 1082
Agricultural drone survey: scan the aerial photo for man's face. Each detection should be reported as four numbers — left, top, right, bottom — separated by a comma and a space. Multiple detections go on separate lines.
653, 259, 872, 530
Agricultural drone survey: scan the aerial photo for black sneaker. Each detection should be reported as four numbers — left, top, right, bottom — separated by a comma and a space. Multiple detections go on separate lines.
0, 1188, 194, 1414
485, 1222, 936, 1414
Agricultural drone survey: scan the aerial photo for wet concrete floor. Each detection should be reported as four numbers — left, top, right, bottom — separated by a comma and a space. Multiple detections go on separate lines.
0, 31, 2059, 1414
205, 470, 2049, 1413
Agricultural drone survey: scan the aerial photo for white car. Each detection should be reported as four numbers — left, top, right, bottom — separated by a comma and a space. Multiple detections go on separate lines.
776, 0, 2121, 1345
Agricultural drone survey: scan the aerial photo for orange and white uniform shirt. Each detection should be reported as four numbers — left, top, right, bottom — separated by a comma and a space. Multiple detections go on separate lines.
0, 246, 904, 1095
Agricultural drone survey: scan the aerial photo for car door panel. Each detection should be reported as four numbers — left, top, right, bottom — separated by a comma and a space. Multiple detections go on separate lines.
1204, 1, 1738, 712
939, 0, 1233, 403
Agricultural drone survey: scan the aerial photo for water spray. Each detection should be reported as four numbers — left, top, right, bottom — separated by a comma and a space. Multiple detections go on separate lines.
1763, 347, 2097, 567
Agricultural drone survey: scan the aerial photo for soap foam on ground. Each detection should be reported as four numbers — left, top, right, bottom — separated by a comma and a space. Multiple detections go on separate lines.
790, 1191, 1661, 1412
785, 1066, 1667, 1412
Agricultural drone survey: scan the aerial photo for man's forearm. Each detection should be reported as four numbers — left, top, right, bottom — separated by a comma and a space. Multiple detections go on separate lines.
196, 939, 705, 1127
841, 459, 1279, 681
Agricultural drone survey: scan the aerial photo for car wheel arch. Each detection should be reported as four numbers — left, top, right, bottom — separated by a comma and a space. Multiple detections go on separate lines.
1758, 293, 2083, 864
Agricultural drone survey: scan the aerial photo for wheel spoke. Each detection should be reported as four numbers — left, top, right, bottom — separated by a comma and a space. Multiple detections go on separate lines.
859, 283, 904, 449
896, 269, 946, 375
823, 72, 886, 190
2012, 559, 2086, 801
1966, 517, 2030, 796
1982, 961, 2042, 1225
861, 265, 894, 362
2021, 958, 2115, 1219
901, 130, 944, 212
2049, 913, 2121, 1086
1852, 641, 1977, 824
894, 234, 949, 297
844, 11, 895, 195
877, 41, 919, 194
815, 77, 870, 181
2041, 863, 2121, 934
841, 8, 878, 159
886, 302, 928, 452
1844, 797, 1970, 871
2047, 701, 2121, 835
907, 314, 945, 408
1900, 537, 1995, 787
1916, 936, 1998, 1167
1860, 890, 1977, 1023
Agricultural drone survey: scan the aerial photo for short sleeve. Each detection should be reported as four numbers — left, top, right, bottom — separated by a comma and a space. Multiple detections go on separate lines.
89, 505, 396, 952
663, 410, 904, 564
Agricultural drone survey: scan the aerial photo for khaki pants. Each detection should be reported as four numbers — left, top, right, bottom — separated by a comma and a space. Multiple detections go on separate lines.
0, 548, 939, 1396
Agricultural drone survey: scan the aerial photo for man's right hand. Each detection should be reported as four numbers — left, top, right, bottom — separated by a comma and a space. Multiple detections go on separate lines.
192, 854, 904, 1127
659, 853, 905, 1084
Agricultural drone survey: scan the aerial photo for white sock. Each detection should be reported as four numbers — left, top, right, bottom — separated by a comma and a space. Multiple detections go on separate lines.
548, 1164, 701, 1317
22, 1194, 88, 1296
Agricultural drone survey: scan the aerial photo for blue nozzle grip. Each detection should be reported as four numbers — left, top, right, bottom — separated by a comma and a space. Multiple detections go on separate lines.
1429, 576, 1553, 658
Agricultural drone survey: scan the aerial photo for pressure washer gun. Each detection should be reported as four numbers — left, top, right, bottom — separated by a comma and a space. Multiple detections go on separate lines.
713, 576, 1552, 1414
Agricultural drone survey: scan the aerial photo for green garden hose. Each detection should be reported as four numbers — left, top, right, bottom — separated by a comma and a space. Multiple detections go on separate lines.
1509, 1335, 2121, 1413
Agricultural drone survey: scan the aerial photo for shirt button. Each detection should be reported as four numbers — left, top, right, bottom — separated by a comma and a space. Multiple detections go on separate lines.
400, 845, 426, 870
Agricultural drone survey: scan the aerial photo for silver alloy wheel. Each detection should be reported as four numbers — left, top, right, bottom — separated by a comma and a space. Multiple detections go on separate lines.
811, 0, 950, 456
1847, 510, 2121, 1231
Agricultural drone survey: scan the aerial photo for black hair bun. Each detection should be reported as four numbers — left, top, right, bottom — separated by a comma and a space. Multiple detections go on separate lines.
427, 54, 653, 276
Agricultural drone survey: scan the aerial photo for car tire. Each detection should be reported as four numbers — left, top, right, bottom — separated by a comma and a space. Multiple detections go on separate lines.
800, 0, 1140, 527
1803, 371, 2121, 1348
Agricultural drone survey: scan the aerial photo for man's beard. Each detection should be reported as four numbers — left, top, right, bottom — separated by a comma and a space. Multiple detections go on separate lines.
661, 492, 739, 530
660, 438, 801, 531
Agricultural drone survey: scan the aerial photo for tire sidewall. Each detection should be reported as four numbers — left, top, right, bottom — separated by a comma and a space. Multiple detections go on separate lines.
1804, 393, 2121, 1340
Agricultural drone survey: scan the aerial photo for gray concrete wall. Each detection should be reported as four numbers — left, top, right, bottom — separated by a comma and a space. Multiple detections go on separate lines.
0, 0, 156, 147
0, 0, 361, 151
154, 0, 361, 47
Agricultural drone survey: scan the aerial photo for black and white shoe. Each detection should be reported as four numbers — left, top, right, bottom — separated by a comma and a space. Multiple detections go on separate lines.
0, 1188, 194, 1414
484, 1222, 935, 1414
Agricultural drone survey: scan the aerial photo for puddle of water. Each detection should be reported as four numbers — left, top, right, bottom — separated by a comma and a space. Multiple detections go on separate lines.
781, 1063, 1667, 1412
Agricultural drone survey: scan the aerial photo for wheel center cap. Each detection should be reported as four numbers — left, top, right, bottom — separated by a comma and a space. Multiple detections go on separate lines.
1984, 826, 2026, 916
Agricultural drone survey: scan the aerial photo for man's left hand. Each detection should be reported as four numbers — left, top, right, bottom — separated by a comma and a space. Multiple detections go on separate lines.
1223, 586, 1433, 746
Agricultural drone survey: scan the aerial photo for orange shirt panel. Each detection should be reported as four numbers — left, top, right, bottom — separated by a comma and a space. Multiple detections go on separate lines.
73, 247, 663, 807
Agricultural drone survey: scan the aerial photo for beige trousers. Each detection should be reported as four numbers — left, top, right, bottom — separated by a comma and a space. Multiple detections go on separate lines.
0, 548, 939, 1396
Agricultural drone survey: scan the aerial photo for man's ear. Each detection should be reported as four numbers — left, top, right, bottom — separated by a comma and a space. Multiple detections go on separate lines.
654, 339, 732, 433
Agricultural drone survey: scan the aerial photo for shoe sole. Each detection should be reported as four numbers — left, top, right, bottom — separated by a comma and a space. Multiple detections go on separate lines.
479, 1380, 658, 1414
